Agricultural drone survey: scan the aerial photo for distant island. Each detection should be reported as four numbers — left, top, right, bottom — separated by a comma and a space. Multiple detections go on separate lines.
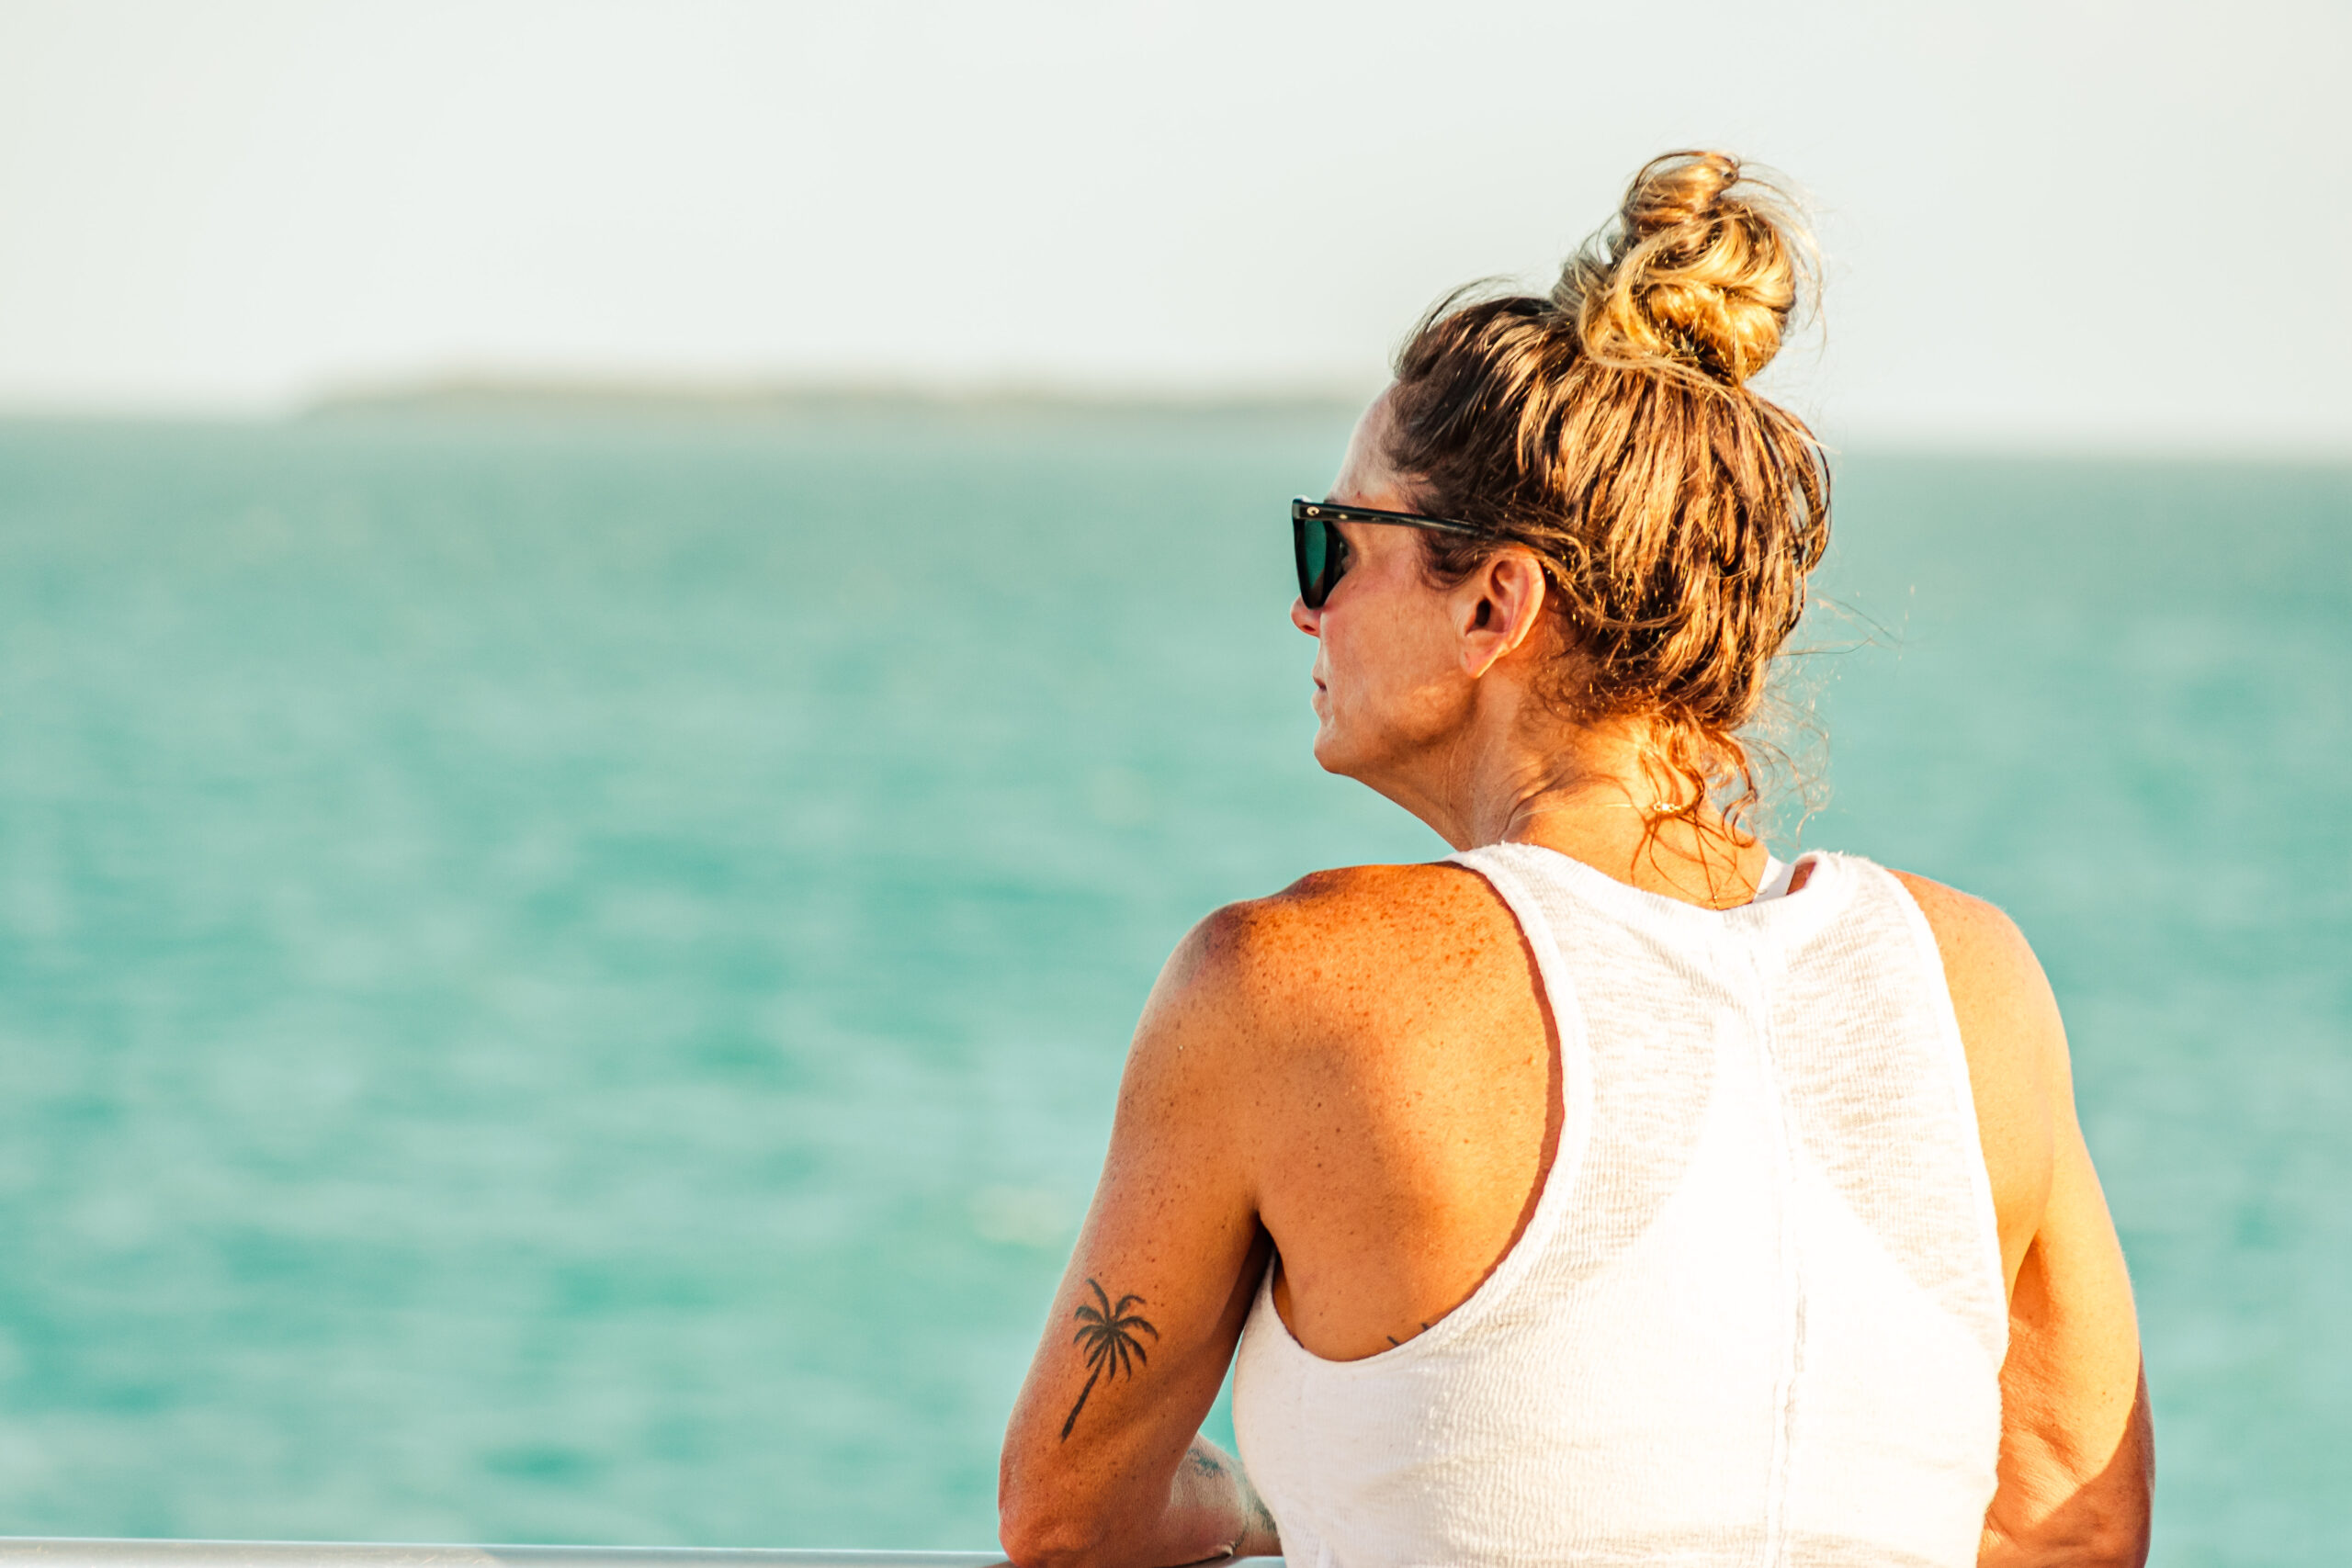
302, 375, 1367, 420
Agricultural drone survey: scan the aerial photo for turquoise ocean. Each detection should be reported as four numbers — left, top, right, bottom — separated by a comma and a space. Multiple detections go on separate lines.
0, 410, 2342, 1564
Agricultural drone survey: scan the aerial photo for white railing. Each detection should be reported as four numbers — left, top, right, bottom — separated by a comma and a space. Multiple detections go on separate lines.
0, 1543, 1283, 1568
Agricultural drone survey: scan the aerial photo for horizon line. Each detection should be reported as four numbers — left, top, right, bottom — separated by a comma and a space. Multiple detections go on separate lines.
0, 374, 2345, 464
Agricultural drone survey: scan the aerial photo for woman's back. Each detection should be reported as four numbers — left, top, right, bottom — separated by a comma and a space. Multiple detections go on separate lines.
1233, 845, 2006, 1567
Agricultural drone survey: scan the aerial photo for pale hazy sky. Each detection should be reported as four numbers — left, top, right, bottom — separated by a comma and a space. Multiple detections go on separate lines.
1, 0, 2346, 449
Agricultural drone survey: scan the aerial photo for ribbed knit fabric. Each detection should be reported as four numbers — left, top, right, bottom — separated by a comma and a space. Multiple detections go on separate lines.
1231, 845, 2007, 1568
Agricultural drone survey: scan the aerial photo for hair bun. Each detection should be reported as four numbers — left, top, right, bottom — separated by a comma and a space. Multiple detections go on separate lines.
1553, 150, 1813, 387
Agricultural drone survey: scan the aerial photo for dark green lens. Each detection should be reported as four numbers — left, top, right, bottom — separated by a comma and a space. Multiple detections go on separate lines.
1293, 502, 1351, 608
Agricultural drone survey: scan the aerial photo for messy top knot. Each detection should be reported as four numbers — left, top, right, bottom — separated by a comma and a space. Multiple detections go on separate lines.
1562, 150, 1808, 387
1385, 150, 1827, 843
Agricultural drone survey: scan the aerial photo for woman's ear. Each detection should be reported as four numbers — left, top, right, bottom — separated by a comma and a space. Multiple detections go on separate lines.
1458, 551, 1548, 679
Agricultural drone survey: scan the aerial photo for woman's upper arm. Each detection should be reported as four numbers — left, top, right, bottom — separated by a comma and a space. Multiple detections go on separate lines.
1986, 1102, 2153, 1565
1894, 872, 2153, 1567
998, 903, 1280, 1565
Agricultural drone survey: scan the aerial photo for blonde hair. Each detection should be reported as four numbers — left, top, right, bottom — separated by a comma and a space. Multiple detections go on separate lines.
1387, 150, 1829, 837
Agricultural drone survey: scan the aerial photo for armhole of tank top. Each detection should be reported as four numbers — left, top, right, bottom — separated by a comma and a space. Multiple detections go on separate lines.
1241, 851, 1589, 1382
1240, 851, 1596, 1376
1422, 850, 1595, 1322
1879, 863, 2013, 1342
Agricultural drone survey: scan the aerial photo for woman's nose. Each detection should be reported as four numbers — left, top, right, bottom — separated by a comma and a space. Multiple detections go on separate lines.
1291, 597, 1320, 637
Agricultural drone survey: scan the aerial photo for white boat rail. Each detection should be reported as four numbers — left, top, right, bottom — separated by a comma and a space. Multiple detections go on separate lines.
0, 1542, 1283, 1568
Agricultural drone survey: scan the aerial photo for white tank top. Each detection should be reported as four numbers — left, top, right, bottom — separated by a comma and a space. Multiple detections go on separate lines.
1232, 845, 2007, 1568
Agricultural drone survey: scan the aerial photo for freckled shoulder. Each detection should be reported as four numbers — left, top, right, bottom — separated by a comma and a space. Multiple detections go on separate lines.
1169, 861, 1522, 1038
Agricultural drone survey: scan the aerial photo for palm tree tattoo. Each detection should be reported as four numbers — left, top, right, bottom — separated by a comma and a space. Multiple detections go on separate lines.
1060, 1278, 1159, 1440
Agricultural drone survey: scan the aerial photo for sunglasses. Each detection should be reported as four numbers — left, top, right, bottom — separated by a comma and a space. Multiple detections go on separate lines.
1291, 496, 1488, 610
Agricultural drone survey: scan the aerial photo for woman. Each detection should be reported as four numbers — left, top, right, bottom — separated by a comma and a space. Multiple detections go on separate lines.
997, 152, 2151, 1568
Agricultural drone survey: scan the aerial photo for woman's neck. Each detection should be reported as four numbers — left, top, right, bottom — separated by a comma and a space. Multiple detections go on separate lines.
1409, 715, 1770, 910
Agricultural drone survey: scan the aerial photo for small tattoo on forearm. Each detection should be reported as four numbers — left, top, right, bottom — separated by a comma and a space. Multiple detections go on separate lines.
1059, 1277, 1159, 1440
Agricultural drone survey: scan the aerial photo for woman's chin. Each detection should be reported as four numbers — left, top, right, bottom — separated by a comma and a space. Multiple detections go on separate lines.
1309, 722, 1342, 776
1310, 722, 1367, 780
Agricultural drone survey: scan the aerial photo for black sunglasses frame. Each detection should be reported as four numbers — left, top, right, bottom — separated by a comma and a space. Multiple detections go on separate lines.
1291, 496, 1488, 610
